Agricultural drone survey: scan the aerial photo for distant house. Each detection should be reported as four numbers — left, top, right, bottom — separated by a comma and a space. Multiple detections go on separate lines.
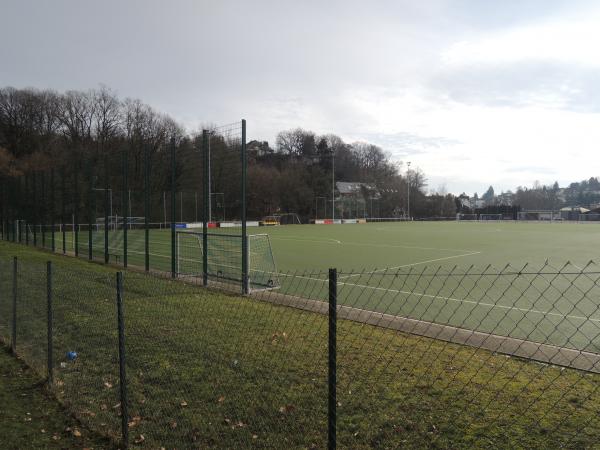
496, 192, 514, 206
560, 206, 590, 220
246, 140, 271, 157
458, 194, 485, 210
335, 181, 378, 198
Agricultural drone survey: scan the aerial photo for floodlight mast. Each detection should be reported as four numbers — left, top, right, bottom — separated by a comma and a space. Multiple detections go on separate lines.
332, 148, 335, 221
407, 161, 411, 220
207, 131, 212, 223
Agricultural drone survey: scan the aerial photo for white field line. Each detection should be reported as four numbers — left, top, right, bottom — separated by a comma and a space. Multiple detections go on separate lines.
270, 236, 476, 253
338, 251, 482, 280
274, 271, 600, 324
271, 236, 342, 245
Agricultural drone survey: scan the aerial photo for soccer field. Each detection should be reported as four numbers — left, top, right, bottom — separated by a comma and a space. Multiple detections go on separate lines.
46, 221, 600, 353
51, 220, 600, 271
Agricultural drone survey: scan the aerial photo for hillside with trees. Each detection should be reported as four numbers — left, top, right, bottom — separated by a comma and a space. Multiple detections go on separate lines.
0, 86, 441, 222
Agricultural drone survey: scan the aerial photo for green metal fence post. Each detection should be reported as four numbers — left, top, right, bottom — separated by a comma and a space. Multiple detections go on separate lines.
202, 130, 209, 286
16, 176, 22, 243
11, 257, 17, 354
144, 144, 150, 272
116, 272, 129, 447
123, 149, 128, 268
328, 268, 337, 450
41, 171, 46, 248
241, 119, 249, 294
33, 172, 37, 247
61, 167, 66, 254
24, 174, 29, 245
88, 160, 93, 260
170, 138, 176, 278
46, 261, 53, 384
74, 167, 79, 257
104, 154, 109, 264
50, 169, 55, 252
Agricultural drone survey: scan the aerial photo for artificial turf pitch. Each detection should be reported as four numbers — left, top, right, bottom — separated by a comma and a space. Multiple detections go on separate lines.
36, 221, 600, 352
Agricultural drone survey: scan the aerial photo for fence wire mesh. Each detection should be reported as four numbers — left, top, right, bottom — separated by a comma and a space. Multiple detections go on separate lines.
1, 242, 600, 448
1, 120, 247, 286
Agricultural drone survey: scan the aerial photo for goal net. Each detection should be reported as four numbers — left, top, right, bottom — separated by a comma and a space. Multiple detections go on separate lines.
176, 231, 279, 291
277, 213, 302, 225
517, 211, 559, 221
457, 213, 478, 221
479, 214, 503, 221
579, 213, 600, 223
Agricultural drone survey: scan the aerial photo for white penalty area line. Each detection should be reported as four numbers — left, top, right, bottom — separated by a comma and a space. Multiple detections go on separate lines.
274, 271, 600, 324
338, 251, 482, 280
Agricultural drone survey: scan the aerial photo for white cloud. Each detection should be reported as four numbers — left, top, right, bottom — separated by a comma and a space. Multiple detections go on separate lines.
3, 0, 600, 195
442, 12, 600, 68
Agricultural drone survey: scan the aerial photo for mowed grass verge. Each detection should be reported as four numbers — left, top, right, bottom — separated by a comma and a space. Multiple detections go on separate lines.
0, 346, 113, 449
1, 241, 600, 448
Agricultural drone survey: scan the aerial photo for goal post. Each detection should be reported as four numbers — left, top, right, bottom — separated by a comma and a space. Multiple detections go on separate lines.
176, 231, 279, 292
479, 214, 503, 221
456, 213, 478, 221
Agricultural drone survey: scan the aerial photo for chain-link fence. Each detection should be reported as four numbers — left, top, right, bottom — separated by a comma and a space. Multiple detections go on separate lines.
0, 120, 250, 291
1, 244, 600, 448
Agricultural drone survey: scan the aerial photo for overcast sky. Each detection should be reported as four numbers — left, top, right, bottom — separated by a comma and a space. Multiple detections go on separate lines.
1, 0, 599, 194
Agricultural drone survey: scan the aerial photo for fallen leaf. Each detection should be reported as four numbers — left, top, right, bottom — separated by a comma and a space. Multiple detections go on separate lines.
72, 429, 82, 437
134, 434, 145, 444
170, 421, 177, 429
128, 416, 142, 428
180, 401, 188, 407
278, 404, 295, 414
217, 396, 225, 403
104, 381, 113, 389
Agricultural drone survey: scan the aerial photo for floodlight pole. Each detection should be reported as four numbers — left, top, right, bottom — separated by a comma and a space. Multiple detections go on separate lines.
207, 133, 212, 223
407, 161, 411, 220
332, 149, 335, 221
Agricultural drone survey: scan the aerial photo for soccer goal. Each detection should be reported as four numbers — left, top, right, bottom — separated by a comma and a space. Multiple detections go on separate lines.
457, 213, 478, 221
517, 211, 559, 221
479, 214, 503, 221
176, 231, 279, 291
579, 213, 600, 223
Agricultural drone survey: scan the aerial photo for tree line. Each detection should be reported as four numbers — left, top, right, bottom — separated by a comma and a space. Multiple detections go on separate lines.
0, 85, 458, 222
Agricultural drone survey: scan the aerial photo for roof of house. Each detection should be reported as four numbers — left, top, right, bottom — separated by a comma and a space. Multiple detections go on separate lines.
336, 181, 375, 195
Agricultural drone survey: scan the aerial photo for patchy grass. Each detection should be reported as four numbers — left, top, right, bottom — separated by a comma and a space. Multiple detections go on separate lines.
1, 241, 600, 448
0, 346, 113, 449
